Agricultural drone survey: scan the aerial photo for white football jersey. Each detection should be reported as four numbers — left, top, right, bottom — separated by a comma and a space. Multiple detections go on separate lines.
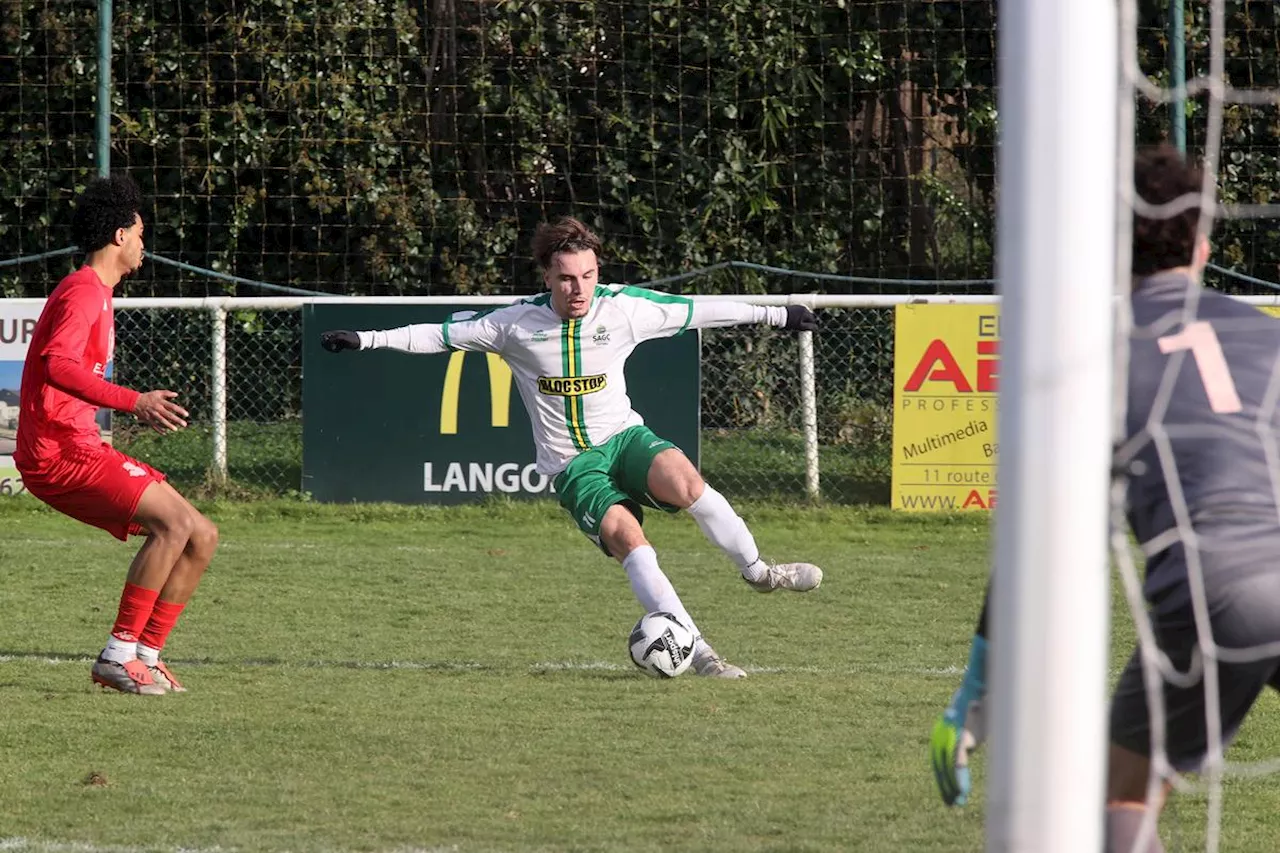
359, 285, 787, 475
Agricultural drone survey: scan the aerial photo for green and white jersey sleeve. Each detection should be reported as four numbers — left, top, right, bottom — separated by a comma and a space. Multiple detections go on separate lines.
616, 285, 788, 340
360, 286, 786, 476
356, 307, 509, 354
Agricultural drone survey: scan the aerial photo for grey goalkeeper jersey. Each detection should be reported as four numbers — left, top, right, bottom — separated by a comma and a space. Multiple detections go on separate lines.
1122, 271, 1280, 609
358, 285, 789, 476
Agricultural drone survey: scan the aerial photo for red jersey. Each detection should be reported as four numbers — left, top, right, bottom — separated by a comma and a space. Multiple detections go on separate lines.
14, 266, 139, 469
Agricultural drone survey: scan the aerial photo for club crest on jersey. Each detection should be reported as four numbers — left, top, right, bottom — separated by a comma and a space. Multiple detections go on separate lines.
531, 329, 549, 342
592, 325, 610, 345
537, 374, 607, 396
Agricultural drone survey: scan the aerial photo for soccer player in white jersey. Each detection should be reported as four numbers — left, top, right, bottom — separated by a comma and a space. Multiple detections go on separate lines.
930, 146, 1280, 852
320, 216, 823, 678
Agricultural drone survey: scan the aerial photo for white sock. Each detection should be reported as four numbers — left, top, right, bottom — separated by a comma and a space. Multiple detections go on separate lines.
620, 545, 700, 638
102, 634, 137, 664
137, 643, 161, 666
686, 485, 768, 582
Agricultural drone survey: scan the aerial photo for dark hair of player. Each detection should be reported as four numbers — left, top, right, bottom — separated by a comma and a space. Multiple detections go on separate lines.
1132, 144, 1206, 277
70, 173, 144, 255
531, 216, 603, 271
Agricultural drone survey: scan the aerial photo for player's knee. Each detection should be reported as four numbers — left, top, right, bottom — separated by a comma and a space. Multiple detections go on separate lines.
152, 507, 197, 543
647, 449, 703, 507
666, 473, 704, 508
609, 532, 651, 561
600, 508, 647, 556
187, 516, 219, 562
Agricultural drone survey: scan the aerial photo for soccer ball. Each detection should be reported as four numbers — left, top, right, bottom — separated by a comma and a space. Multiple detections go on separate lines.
628, 611, 697, 678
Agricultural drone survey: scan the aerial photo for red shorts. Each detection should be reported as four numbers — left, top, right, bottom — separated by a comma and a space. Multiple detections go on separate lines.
18, 443, 167, 541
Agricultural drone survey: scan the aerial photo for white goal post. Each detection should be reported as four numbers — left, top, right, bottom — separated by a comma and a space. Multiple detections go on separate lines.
987, 0, 1118, 850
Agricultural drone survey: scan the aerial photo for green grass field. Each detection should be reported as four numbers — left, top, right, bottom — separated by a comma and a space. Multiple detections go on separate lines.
1, 500, 1278, 852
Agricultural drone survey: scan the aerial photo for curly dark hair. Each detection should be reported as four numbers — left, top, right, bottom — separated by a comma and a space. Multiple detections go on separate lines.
530, 216, 602, 270
1132, 144, 1207, 276
70, 173, 144, 254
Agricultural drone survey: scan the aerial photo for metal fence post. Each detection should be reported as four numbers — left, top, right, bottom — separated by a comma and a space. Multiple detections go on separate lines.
799, 329, 819, 500
211, 306, 228, 483
96, 0, 112, 177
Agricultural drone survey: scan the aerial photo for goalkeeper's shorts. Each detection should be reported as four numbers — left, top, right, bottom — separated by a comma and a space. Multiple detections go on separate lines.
1109, 569, 1280, 772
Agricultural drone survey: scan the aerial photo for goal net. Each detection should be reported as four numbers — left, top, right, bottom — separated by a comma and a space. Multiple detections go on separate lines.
990, 2, 1280, 852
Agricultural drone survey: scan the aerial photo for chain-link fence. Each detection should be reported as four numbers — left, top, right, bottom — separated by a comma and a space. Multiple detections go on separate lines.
113, 306, 304, 499
699, 309, 893, 504
101, 298, 904, 504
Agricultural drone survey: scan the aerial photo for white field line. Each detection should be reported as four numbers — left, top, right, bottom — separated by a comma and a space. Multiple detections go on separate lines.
0, 840, 467, 853
0, 652, 961, 677
0, 538, 446, 553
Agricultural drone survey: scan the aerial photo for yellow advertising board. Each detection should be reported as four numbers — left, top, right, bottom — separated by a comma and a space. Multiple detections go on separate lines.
892, 304, 999, 511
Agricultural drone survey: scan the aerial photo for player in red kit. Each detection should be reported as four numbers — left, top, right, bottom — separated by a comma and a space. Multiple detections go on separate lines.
14, 174, 219, 695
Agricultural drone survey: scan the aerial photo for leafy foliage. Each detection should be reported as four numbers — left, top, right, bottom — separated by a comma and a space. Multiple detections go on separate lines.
2, 0, 998, 297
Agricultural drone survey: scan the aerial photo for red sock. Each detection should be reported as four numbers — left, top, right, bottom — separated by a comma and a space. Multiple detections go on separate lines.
111, 583, 160, 642
139, 599, 187, 651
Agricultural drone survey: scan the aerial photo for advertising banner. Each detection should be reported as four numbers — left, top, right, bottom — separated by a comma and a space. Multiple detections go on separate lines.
892, 304, 999, 511
302, 304, 700, 503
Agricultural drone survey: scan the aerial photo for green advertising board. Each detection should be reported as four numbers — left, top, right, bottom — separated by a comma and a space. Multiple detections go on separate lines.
302, 304, 700, 503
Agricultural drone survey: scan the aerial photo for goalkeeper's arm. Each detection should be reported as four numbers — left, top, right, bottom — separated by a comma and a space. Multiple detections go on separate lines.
930, 587, 990, 807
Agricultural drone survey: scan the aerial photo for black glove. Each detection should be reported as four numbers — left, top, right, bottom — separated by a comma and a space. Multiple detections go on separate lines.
783, 305, 819, 332
320, 330, 361, 353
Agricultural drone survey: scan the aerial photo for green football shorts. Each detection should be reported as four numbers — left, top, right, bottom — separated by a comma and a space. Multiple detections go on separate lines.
553, 424, 682, 555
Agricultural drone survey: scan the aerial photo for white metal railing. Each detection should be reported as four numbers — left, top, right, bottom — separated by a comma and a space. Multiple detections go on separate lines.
8, 292, 992, 498
10, 291, 1280, 498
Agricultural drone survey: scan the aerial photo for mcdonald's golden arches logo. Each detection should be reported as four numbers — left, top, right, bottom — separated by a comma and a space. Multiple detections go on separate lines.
439, 351, 513, 435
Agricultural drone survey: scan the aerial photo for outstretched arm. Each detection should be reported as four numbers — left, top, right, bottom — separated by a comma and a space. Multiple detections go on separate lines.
620, 284, 819, 340
687, 301, 819, 332
321, 325, 449, 355
321, 310, 506, 356
930, 586, 990, 807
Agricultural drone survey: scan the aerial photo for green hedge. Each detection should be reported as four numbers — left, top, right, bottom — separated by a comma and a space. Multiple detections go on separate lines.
3, 0, 998, 297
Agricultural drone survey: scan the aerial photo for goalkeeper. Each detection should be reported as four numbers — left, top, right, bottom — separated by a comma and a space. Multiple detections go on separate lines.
320, 216, 823, 679
931, 144, 1280, 852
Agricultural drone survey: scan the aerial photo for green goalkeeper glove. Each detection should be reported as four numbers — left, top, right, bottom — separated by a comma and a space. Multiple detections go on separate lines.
930, 634, 987, 807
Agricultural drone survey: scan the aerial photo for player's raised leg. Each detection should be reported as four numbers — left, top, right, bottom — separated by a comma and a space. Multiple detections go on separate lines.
598, 502, 745, 679
645, 446, 822, 593
126, 480, 218, 692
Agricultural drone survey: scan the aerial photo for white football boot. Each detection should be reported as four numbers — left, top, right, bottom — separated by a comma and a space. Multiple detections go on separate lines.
744, 561, 823, 593
691, 642, 747, 679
